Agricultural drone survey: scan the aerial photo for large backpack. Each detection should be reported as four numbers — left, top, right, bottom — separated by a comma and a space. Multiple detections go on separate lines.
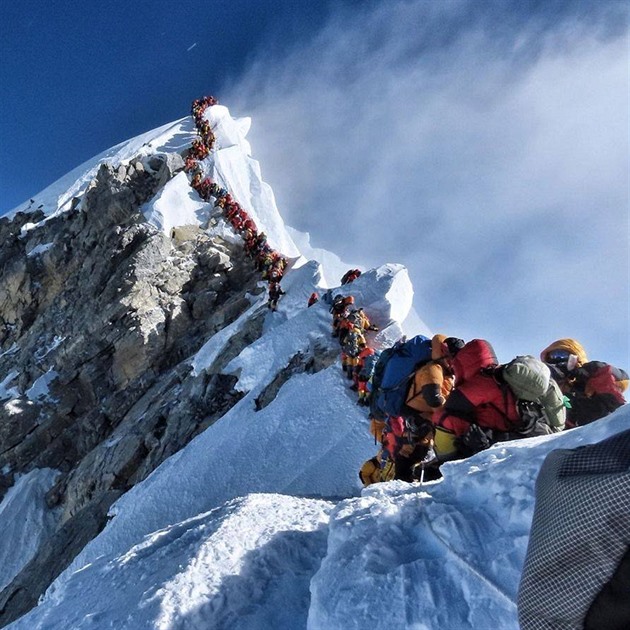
359, 350, 381, 381
342, 328, 366, 358
501, 355, 566, 433
370, 335, 433, 419
359, 456, 382, 486
358, 451, 395, 486
369, 346, 396, 419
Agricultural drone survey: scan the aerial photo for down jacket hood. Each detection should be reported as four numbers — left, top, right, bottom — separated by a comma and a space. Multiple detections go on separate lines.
452, 339, 498, 383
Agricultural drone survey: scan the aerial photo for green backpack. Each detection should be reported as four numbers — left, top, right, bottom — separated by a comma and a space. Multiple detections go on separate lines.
502, 356, 566, 432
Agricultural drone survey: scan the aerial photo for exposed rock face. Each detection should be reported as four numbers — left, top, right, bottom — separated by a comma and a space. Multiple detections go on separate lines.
0, 154, 270, 625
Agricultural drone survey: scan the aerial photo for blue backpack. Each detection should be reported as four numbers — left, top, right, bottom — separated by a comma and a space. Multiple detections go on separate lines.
370, 335, 432, 419
359, 351, 381, 381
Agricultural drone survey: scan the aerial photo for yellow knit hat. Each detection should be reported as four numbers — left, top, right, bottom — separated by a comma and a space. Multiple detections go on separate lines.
540, 338, 588, 368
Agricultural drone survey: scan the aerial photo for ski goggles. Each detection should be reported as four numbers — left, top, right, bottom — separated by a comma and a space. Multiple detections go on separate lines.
545, 349, 572, 364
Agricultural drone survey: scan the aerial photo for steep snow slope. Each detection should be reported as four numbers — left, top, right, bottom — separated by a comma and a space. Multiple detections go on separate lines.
11, 494, 332, 630
6, 118, 196, 223
9, 412, 629, 630
47, 260, 413, 587
309, 408, 630, 629
141, 104, 300, 261
0, 469, 60, 593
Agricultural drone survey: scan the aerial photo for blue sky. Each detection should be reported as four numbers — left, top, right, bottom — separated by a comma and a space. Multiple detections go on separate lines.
0, 0, 355, 210
1, 0, 628, 370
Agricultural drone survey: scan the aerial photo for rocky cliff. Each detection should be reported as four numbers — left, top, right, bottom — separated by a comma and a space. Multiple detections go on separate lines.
0, 152, 281, 624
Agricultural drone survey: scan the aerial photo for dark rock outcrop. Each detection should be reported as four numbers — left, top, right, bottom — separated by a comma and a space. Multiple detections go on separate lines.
0, 154, 269, 625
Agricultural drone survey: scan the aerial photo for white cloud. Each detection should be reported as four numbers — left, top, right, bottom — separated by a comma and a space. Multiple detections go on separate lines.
226, 1, 629, 368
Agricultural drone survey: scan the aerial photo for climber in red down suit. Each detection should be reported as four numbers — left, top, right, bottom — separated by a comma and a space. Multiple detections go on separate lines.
433, 339, 522, 460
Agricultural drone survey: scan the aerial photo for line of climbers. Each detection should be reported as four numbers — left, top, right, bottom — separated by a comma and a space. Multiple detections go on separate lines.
321, 291, 629, 486
184, 96, 628, 486
328, 291, 380, 404
340, 269, 361, 285
184, 96, 289, 311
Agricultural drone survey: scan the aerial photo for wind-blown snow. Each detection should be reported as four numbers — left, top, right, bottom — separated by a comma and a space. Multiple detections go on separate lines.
284, 226, 433, 338
285, 225, 357, 289
204, 106, 301, 260
4, 103, 628, 630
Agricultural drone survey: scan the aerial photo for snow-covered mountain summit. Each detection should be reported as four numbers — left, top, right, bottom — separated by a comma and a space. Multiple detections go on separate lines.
0, 101, 627, 629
